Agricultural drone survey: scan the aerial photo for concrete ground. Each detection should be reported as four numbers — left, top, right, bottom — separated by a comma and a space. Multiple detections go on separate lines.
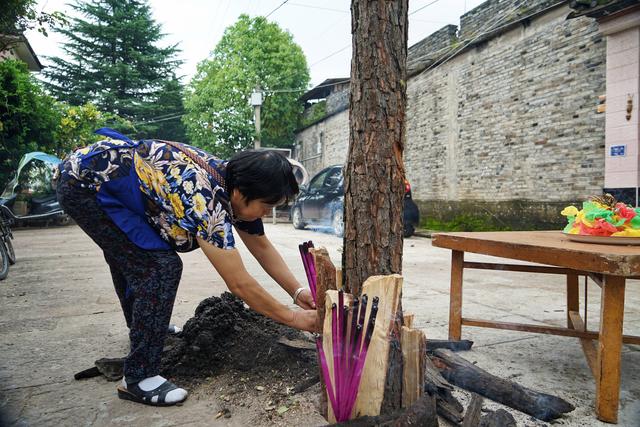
0, 223, 639, 426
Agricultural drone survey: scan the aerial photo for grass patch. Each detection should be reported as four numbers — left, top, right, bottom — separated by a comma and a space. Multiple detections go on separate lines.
421, 214, 512, 232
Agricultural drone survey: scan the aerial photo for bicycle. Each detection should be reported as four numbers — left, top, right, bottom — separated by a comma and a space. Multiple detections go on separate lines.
0, 205, 15, 280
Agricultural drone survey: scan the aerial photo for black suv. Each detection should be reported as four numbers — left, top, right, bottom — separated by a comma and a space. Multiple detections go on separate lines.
291, 165, 420, 237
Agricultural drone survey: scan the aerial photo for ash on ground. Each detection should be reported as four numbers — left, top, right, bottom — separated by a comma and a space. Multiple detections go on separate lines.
161, 292, 317, 389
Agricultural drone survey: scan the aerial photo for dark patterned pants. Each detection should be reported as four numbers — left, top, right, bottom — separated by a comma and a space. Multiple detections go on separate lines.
56, 178, 183, 383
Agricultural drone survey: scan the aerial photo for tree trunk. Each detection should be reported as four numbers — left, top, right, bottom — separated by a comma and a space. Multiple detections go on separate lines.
344, 0, 408, 416
342, 0, 408, 414
344, 0, 408, 296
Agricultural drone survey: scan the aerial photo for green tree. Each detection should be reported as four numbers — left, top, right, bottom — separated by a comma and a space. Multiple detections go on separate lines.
55, 103, 117, 152
184, 14, 309, 157
43, 0, 185, 140
0, 59, 60, 187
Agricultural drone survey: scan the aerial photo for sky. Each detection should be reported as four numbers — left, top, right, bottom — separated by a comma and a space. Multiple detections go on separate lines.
26, 0, 487, 88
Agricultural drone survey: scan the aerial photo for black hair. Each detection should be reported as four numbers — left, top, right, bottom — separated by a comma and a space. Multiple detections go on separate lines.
226, 150, 299, 205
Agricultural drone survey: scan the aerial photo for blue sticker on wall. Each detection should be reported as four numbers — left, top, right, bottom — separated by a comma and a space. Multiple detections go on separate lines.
610, 145, 626, 157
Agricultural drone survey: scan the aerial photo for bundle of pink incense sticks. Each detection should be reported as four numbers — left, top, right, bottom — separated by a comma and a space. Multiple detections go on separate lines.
298, 241, 317, 303
317, 291, 379, 421
298, 241, 379, 421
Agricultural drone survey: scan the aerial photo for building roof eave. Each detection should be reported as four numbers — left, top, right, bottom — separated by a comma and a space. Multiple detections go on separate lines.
0, 33, 43, 72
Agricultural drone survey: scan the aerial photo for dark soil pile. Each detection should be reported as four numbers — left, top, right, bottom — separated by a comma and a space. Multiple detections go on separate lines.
161, 292, 317, 387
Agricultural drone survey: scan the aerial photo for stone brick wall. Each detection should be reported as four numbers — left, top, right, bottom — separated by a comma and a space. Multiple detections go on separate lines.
405, 5, 605, 208
294, 1, 607, 228
459, 0, 561, 40
326, 88, 349, 115
408, 24, 458, 69
295, 108, 349, 176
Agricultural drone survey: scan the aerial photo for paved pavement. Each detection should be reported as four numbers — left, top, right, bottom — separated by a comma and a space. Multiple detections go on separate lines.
1, 223, 639, 426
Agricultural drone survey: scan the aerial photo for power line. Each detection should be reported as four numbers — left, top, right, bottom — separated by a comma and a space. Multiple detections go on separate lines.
309, 0, 446, 70
265, 0, 290, 18
288, 2, 348, 14
309, 44, 350, 68
409, 0, 444, 16
134, 114, 184, 126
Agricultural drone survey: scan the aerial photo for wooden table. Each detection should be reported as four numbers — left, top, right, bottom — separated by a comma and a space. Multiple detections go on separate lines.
431, 231, 640, 424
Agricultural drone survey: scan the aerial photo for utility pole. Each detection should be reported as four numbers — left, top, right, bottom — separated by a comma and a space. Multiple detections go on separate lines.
251, 86, 263, 149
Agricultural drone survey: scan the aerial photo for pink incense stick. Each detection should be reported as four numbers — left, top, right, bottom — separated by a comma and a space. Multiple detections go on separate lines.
316, 338, 338, 414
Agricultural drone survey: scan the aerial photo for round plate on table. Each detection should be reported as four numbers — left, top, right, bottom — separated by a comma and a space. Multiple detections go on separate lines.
562, 232, 640, 246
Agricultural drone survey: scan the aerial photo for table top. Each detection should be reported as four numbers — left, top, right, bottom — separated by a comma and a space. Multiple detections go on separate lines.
431, 231, 640, 276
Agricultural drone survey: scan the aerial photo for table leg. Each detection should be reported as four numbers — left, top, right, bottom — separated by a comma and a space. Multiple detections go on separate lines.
448, 250, 464, 340
567, 273, 579, 328
595, 275, 625, 423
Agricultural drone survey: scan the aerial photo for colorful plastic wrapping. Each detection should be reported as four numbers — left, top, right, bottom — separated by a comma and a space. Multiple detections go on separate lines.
561, 200, 640, 237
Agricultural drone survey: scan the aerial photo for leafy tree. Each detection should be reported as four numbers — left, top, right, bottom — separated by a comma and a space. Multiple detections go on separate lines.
0, 59, 60, 187
184, 14, 309, 157
55, 103, 117, 152
43, 0, 185, 140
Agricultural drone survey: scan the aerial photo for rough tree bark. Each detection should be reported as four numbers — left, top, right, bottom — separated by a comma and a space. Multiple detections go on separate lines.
343, 0, 408, 416
344, 0, 408, 295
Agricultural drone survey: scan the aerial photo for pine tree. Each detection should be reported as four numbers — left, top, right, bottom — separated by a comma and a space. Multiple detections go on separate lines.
44, 0, 185, 140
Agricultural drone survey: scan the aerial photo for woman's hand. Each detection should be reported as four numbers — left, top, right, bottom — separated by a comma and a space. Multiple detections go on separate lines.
289, 309, 319, 333
295, 289, 316, 310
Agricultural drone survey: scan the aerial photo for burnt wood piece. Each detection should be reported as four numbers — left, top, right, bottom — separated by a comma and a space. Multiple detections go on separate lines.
423, 345, 464, 424
328, 392, 439, 427
436, 396, 464, 425
73, 366, 101, 380
390, 392, 438, 427
291, 374, 320, 394
431, 349, 574, 421
94, 357, 125, 381
423, 352, 454, 395
74, 357, 125, 381
461, 393, 483, 427
479, 409, 517, 427
426, 339, 474, 352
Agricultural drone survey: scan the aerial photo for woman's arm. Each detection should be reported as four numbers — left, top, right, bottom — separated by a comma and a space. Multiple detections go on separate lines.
197, 236, 316, 332
236, 229, 315, 309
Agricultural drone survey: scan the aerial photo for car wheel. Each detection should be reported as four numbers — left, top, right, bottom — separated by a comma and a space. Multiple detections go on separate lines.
332, 209, 344, 237
403, 223, 415, 238
292, 207, 306, 230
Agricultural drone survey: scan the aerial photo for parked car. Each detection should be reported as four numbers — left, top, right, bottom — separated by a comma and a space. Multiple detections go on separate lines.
291, 165, 420, 237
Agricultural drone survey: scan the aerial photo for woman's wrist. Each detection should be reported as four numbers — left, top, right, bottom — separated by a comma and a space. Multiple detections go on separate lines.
292, 287, 305, 304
